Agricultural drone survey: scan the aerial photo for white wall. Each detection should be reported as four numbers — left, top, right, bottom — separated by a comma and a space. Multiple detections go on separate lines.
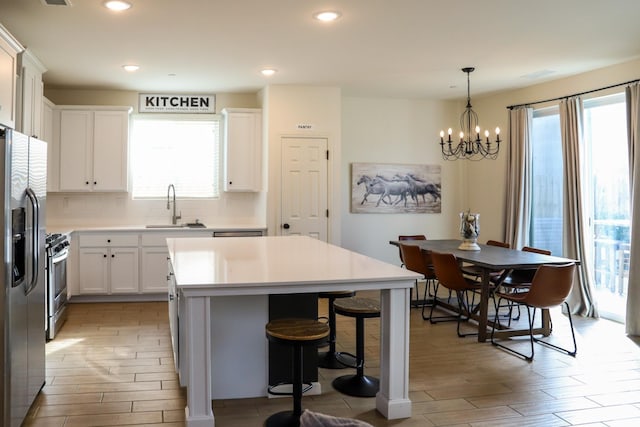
340, 97, 464, 264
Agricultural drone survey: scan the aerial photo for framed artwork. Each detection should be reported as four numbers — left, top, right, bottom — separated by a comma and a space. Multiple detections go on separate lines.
351, 163, 441, 214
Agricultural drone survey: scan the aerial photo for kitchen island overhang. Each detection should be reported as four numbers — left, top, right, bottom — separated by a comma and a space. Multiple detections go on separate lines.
167, 235, 419, 427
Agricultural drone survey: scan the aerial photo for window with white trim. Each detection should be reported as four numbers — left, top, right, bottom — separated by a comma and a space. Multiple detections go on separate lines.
130, 115, 220, 198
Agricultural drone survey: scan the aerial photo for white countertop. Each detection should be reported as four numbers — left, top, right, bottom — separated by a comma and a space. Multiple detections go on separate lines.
46, 224, 266, 234
167, 235, 419, 294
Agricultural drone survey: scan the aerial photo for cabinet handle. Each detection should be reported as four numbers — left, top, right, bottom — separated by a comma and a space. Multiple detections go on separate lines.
169, 293, 174, 301
111, 254, 115, 258
229, 181, 232, 185
103, 254, 107, 258
107, 239, 111, 243
94, 181, 97, 185
86, 181, 89, 185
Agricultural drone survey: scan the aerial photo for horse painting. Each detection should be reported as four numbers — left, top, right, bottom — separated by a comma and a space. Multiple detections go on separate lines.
351, 163, 441, 214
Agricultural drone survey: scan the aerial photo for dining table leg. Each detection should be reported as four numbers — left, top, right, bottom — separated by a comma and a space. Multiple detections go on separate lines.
477, 269, 490, 342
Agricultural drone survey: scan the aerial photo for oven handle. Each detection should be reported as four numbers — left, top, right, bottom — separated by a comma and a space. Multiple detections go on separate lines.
50, 248, 69, 264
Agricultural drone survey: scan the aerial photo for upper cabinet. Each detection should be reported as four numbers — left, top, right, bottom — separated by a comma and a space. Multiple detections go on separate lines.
58, 106, 132, 192
42, 98, 59, 192
222, 108, 262, 192
0, 24, 23, 129
16, 49, 46, 138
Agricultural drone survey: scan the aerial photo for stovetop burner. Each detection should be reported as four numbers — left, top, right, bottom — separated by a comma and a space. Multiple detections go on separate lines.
46, 233, 69, 250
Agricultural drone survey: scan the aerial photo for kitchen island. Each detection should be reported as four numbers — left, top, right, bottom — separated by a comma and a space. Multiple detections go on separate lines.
167, 235, 419, 427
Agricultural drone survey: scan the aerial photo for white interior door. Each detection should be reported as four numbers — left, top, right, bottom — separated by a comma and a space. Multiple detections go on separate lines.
281, 137, 328, 241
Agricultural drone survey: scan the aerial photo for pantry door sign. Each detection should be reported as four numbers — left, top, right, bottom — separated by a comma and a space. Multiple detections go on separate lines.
139, 93, 216, 113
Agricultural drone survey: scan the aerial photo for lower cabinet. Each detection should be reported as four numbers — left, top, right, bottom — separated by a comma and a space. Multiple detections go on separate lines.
142, 247, 170, 293
167, 260, 179, 371
78, 236, 139, 295
74, 229, 264, 297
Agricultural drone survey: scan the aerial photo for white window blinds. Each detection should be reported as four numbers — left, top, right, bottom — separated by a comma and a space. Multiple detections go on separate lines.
131, 116, 220, 198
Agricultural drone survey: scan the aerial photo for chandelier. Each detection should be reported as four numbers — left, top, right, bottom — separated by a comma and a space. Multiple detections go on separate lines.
439, 67, 500, 160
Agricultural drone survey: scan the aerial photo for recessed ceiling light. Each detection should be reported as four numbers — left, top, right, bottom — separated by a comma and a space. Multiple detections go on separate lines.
104, 1, 131, 11
314, 11, 341, 22
261, 68, 277, 76
122, 64, 139, 72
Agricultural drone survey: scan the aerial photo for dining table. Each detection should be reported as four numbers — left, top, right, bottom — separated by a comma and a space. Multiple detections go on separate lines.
389, 239, 579, 342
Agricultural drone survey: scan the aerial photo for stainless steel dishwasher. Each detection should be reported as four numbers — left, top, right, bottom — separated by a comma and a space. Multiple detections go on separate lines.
213, 230, 264, 237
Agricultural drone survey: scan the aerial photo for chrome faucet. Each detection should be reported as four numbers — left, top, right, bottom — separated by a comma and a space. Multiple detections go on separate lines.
167, 184, 181, 225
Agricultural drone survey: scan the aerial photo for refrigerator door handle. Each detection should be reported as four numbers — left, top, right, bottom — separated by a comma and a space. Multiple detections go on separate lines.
25, 187, 40, 296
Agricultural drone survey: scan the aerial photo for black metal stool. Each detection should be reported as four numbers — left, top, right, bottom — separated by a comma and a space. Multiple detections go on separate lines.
332, 297, 380, 397
318, 290, 355, 369
265, 318, 329, 427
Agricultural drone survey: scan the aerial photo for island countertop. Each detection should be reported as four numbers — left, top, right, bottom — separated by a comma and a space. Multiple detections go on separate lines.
167, 235, 420, 293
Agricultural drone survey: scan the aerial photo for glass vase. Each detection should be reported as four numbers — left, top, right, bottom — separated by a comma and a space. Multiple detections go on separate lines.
458, 211, 480, 251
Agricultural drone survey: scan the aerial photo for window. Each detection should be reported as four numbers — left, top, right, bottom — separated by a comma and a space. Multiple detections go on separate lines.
130, 115, 220, 198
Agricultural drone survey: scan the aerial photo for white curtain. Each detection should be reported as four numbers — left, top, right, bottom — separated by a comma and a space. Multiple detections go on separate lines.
559, 97, 597, 317
504, 107, 532, 249
625, 83, 640, 335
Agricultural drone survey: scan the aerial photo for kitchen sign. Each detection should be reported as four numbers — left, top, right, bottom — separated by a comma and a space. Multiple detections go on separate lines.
139, 94, 215, 113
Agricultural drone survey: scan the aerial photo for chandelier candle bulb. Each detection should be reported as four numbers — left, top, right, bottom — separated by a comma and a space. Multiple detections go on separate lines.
440, 130, 445, 143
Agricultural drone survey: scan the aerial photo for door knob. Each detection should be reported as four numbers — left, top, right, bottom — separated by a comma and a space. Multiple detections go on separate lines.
283, 223, 290, 229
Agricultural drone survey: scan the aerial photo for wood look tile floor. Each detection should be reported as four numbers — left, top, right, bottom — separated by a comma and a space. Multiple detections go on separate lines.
23, 291, 640, 427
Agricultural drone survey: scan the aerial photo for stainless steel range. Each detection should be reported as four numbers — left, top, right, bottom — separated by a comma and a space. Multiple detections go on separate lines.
45, 233, 69, 340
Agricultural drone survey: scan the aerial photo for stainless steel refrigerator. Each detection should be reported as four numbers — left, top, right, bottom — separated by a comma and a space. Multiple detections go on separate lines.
0, 127, 47, 427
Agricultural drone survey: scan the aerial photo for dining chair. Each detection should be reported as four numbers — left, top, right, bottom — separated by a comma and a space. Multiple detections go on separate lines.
398, 235, 426, 267
490, 262, 577, 361
398, 243, 437, 318
491, 245, 552, 323
428, 251, 482, 337
398, 235, 427, 307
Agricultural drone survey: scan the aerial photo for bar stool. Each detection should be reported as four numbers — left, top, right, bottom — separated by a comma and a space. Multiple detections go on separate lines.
332, 297, 380, 397
265, 318, 329, 427
318, 291, 355, 369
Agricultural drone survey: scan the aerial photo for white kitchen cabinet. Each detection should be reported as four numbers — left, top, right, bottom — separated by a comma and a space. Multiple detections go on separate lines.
0, 25, 22, 129
141, 247, 171, 293
78, 233, 139, 295
43, 98, 59, 192
140, 231, 212, 294
58, 106, 131, 192
16, 49, 46, 138
167, 260, 179, 371
222, 108, 262, 192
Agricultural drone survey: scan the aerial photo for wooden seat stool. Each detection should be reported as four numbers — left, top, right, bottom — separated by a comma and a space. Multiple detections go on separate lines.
332, 297, 381, 397
265, 318, 330, 427
318, 290, 356, 369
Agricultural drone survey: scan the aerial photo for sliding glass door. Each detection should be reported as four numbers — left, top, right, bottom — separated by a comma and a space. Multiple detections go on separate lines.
584, 93, 630, 322
530, 93, 629, 322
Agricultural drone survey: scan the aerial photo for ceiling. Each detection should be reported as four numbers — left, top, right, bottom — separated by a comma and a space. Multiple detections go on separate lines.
3, 0, 640, 100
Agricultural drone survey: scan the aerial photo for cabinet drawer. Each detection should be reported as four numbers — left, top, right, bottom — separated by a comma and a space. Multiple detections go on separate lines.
79, 233, 139, 247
